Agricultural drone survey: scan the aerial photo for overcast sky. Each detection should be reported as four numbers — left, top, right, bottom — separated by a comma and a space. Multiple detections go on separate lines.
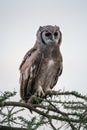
0, 0, 87, 102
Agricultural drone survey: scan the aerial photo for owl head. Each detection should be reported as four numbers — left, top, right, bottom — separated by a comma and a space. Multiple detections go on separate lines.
36, 25, 62, 46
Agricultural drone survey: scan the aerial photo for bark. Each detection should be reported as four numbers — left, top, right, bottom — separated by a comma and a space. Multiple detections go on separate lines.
0, 125, 27, 130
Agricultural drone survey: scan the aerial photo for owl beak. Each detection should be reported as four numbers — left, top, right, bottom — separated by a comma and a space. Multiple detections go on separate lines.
51, 35, 55, 41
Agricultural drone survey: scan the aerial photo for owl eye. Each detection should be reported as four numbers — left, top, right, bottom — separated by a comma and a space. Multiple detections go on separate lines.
45, 32, 51, 37
54, 32, 58, 37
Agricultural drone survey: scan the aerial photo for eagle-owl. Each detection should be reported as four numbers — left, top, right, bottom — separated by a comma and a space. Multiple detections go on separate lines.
19, 25, 63, 103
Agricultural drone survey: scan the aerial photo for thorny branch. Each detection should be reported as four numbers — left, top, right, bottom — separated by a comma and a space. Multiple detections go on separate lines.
0, 90, 87, 130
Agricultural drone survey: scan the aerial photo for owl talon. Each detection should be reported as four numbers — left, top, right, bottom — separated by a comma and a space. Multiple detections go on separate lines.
45, 88, 52, 97
35, 86, 45, 97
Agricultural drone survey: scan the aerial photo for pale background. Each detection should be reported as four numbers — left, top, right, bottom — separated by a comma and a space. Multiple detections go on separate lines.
0, 0, 87, 101
0, 0, 87, 129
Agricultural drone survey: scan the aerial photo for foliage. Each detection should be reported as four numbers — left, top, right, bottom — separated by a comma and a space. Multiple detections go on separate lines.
0, 90, 87, 130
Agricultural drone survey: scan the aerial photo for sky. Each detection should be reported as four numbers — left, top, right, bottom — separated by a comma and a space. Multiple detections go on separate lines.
0, 0, 87, 129
0, 0, 87, 100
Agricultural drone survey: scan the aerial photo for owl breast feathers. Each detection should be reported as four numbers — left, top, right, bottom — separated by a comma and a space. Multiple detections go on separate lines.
19, 25, 63, 103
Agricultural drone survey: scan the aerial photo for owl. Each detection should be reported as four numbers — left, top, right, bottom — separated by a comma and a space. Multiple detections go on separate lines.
19, 25, 63, 103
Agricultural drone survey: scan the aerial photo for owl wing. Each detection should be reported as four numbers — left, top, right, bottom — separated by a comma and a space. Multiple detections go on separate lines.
52, 62, 63, 88
19, 47, 42, 102
58, 62, 63, 77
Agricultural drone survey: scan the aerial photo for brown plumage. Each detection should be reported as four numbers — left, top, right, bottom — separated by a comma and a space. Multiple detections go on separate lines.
19, 25, 63, 103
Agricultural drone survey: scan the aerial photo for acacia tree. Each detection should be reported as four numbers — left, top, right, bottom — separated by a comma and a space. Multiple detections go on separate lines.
0, 90, 87, 130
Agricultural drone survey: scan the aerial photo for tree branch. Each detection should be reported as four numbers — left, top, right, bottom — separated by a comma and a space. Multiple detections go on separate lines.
0, 90, 87, 130
0, 125, 27, 130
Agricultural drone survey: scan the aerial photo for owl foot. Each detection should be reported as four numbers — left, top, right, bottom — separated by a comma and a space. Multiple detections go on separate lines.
27, 95, 36, 104
45, 88, 52, 97
35, 86, 45, 97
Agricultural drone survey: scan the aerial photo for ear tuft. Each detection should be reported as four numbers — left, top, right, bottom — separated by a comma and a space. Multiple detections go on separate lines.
39, 26, 43, 31
55, 25, 60, 30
